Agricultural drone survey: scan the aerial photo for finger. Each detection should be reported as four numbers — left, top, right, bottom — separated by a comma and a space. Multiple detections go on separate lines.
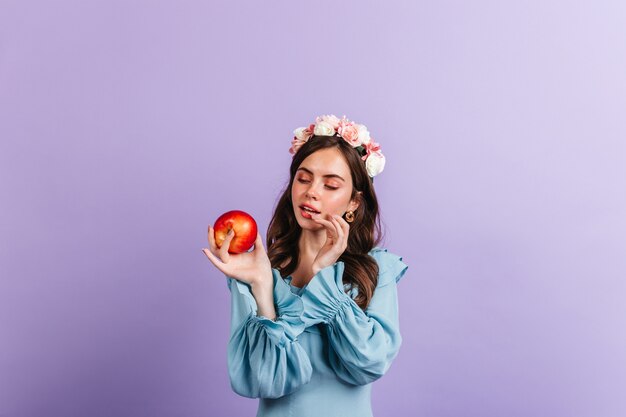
219, 229, 235, 262
329, 215, 343, 239
253, 232, 266, 254
335, 214, 350, 237
312, 215, 335, 231
337, 213, 350, 231
314, 217, 338, 240
208, 226, 218, 254
202, 248, 228, 275
334, 214, 349, 248
329, 215, 344, 242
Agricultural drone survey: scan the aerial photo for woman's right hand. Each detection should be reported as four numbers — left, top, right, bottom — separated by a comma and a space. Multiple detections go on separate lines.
202, 226, 273, 291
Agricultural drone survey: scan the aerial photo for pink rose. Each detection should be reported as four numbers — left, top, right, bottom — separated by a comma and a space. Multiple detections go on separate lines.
290, 126, 314, 154
337, 116, 353, 132
361, 139, 381, 160
339, 124, 361, 147
289, 137, 307, 154
356, 124, 371, 144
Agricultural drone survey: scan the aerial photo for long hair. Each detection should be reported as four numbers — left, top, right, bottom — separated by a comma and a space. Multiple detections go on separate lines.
266, 135, 385, 310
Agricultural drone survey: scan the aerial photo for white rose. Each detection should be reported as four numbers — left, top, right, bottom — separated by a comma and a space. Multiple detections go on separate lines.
356, 124, 371, 144
319, 114, 341, 129
314, 121, 335, 136
293, 126, 312, 141
365, 152, 385, 177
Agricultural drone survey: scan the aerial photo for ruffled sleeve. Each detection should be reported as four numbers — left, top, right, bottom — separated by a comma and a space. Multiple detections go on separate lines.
225, 268, 312, 398
299, 247, 408, 385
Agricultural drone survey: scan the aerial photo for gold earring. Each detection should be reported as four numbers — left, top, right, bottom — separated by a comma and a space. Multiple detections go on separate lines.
345, 210, 355, 223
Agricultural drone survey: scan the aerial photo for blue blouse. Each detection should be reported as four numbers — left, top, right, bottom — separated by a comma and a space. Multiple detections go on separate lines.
225, 247, 408, 417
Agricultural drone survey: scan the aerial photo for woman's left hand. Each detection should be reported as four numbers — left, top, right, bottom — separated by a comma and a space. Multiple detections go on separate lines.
310, 213, 350, 275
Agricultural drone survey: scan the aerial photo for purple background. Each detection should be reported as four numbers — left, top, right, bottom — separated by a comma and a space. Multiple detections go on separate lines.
1, 1, 625, 416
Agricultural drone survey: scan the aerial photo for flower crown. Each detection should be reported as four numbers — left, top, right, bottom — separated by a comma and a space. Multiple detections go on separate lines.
289, 114, 386, 178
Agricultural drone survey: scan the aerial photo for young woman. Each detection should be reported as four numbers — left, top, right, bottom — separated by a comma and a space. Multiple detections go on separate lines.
203, 114, 408, 417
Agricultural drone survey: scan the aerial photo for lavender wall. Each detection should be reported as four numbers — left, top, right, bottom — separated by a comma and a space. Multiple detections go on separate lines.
1, 1, 625, 416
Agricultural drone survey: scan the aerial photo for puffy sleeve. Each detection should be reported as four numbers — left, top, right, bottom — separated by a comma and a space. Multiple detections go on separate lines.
225, 268, 312, 398
299, 248, 408, 385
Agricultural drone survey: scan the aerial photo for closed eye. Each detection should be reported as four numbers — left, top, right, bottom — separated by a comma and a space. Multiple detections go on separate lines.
297, 179, 338, 190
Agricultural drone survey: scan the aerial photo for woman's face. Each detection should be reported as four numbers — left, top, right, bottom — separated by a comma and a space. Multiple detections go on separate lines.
291, 147, 360, 230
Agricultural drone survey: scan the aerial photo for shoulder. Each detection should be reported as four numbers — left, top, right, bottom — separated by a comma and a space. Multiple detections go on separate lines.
367, 247, 409, 287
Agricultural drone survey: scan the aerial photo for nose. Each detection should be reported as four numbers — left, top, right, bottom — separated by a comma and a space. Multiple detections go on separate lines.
305, 183, 320, 200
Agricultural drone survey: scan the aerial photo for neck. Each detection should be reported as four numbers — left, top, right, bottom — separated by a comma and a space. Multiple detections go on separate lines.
298, 227, 327, 263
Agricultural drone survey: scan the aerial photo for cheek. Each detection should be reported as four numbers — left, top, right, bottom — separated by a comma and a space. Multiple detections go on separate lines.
291, 183, 303, 198
325, 191, 351, 209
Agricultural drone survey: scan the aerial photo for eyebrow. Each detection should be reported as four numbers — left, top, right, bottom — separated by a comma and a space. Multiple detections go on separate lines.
296, 167, 345, 182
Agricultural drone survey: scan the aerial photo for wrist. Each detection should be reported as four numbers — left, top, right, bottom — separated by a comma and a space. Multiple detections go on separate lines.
250, 270, 274, 292
251, 284, 277, 321
251, 281, 273, 297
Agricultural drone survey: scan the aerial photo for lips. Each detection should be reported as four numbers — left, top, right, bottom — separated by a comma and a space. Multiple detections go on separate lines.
299, 204, 320, 214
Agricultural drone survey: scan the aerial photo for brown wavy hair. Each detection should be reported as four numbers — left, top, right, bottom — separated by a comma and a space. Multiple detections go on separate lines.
266, 134, 385, 310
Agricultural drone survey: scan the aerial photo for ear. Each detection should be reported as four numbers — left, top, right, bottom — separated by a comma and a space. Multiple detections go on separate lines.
348, 191, 362, 212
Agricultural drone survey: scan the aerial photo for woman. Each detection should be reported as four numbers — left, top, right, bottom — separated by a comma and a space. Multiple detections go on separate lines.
203, 114, 408, 417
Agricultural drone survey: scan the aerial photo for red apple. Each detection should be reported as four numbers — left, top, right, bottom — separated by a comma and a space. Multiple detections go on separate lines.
212, 210, 258, 254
